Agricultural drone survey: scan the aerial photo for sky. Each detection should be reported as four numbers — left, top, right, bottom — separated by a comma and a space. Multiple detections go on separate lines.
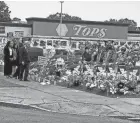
5, 1, 140, 26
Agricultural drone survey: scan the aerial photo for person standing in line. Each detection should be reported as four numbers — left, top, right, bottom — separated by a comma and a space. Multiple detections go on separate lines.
19, 41, 31, 81
3, 41, 14, 78
13, 42, 23, 79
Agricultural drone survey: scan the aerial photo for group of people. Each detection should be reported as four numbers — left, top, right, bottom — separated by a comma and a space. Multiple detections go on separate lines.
3, 40, 31, 81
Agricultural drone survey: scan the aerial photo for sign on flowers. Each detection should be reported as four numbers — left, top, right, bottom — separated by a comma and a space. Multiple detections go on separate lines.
38, 56, 49, 66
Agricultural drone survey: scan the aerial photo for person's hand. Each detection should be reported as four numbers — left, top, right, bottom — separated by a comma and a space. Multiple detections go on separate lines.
13, 57, 16, 60
9, 58, 13, 61
22, 61, 24, 65
84, 61, 86, 64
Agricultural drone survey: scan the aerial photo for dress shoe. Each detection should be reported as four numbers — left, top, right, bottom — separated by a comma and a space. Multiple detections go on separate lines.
24, 79, 30, 81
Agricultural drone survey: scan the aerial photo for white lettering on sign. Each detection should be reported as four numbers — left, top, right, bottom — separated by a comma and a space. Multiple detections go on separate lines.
73, 25, 86, 35
38, 56, 49, 66
73, 25, 107, 38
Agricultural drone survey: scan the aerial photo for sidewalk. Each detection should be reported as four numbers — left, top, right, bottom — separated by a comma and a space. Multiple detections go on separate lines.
0, 73, 140, 118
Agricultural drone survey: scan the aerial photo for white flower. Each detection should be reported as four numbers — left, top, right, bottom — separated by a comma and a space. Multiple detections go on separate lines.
100, 84, 106, 91
120, 89, 125, 93
76, 65, 80, 69
124, 91, 129, 95
40, 82, 46, 85
100, 84, 105, 88
66, 70, 72, 75
61, 76, 68, 81
56, 58, 65, 65
86, 83, 91, 87
110, 87, 117, 94
90, 83, 96, 88
32, 68, 38, 72
73, 70, 80, 75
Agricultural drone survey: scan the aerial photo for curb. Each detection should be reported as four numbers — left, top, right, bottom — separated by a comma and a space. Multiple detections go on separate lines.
109, 116, 140, 122
0, 101, 101, 117
0, 101, 45, 112
0, 101, 139, 121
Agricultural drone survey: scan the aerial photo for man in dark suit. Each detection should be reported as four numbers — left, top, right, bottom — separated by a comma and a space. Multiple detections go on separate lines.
19, 41, 31, 81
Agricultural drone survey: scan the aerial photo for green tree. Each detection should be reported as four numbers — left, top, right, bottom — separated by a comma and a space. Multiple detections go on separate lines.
0, 1, 11, 22
47, 12, 82, 21
105, 18, 137, 27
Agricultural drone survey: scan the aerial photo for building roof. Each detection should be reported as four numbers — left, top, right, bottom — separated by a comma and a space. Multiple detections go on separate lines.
26, 17, 129, 27
0, 22, 32, 27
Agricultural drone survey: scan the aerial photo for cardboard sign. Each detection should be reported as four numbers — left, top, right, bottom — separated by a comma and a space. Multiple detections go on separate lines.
109, 67, 114, 73
133, 69, 138, 75
38, 56, 49, 66
120, 68, 125, 74
136, 61, 140, 66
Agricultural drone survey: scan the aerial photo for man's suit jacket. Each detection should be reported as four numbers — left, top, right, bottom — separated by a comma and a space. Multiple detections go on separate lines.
19, 46, 30, 64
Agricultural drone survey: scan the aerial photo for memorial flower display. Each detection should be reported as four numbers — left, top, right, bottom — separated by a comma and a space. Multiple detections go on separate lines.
28, 41, 140, 96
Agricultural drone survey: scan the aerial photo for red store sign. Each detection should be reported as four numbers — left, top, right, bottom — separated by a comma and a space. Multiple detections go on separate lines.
32, 21, 128, 40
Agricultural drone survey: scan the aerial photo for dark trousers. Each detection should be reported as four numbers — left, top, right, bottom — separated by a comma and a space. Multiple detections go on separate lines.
19, 63, 30, 80
4, 62, 12, 76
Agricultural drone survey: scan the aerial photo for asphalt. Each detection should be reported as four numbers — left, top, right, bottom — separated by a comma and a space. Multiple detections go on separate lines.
0, 72, 140, 121
0, 106, 133, 123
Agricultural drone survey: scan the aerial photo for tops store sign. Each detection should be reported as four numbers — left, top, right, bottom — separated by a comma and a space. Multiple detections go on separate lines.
33, 21, 128, 39
73, 25, 107, 38
56, 24, 107, 38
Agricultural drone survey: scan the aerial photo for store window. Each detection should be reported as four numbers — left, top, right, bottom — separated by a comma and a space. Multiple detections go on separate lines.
0, 27, 5, 33
71, 42, 77, 49
33, 39, 39, 47
53, 40, 59, 47
78, 42, 84, 49
47, 40, 52, 46
120, 41, 126, 46
61, 41, 67, 47
40, 40, 46, 47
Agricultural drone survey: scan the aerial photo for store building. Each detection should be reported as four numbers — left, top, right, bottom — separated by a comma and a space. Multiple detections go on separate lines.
128, 27, 140, 42
0, 22, 32, 45
2, 18, 140, 50
26, 17, 129, 50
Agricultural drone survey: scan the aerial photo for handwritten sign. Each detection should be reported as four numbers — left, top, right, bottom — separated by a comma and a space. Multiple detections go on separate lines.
38, 56, 49, 66
15, 31, 24, 38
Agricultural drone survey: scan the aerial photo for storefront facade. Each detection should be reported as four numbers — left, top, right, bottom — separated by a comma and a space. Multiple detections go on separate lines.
0, 22, 31, 37
0, 22, 32, 56
128, 27, 140, 42
0, 22, 32, 45
26, 17, 128, 49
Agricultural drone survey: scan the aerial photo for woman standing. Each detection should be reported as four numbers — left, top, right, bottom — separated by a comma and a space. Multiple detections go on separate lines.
12, 42, 18, 76
4, 41, 14, 78
13, 42, 23, 79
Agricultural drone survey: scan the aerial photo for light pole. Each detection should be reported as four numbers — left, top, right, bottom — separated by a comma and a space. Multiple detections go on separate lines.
60, 1, 64, 38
